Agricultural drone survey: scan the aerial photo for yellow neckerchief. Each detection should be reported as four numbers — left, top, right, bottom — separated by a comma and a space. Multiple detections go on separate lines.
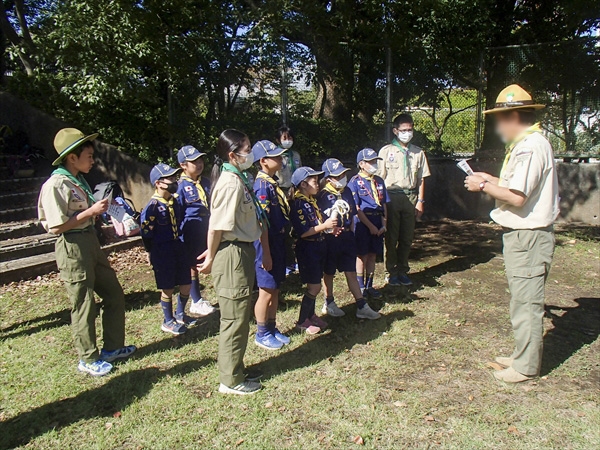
294, 190, 323, 223
152, 191, 178, 239
322, 181, 342, 199
501, 123, 543, 177
180, 174, 208, 207
358, 171, 381, 206
256, 170, 290, 220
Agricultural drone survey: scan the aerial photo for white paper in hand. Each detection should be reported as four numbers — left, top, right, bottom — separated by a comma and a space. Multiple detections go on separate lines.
107, 204, 126, 222
457, 159, 475, 176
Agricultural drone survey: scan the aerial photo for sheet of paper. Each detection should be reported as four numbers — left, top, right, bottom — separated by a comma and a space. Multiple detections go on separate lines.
457, 159, 475, 176
107, 204, 126, 222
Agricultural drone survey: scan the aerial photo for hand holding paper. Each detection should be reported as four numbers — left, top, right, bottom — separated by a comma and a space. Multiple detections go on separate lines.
457, 159, 474, 176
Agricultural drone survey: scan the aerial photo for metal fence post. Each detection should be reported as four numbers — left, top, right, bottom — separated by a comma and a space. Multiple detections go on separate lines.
281, 42, 288, 126
385, 46, 392, 143
475, 50, 484, 153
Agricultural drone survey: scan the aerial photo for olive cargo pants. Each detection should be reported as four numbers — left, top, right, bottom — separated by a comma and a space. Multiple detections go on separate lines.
212, 241, 256, 387
385, 190, 418, 277
503, 228, 554, 376
56, 230, 125, 363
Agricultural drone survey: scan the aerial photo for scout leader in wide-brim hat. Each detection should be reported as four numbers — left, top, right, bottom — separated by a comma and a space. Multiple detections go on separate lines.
52, 128, 99, 166
483, 84, 545, 115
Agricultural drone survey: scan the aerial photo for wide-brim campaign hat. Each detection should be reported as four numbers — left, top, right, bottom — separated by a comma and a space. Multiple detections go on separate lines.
52, 128, 99, 166
483, 84, 545, 115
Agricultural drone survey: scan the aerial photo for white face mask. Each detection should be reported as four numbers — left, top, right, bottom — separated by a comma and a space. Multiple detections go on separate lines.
332, 176, 347, 190
396, 130, 414, 144
280, 139, 294, 149
364, 162, 378, 175
235, 152, 255, 171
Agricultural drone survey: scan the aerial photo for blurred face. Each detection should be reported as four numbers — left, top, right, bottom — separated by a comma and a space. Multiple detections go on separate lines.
359, 160, 378, 174
301, 176, 319, 195
230, 139, 252, 168
67, 145, 95, 174
330, 174, 347, 189
494, 111, 521, 144
181, 158, 204, 178
261, 155, 283, 172
157, 175, 178, 193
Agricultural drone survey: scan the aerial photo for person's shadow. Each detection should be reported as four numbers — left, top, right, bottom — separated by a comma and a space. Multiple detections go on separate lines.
541, 297, 600, 376
0, 359, 213, 450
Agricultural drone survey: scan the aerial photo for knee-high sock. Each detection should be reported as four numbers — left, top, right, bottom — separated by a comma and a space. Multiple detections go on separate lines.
366, 273, 374, 289
357, 274, 365, 290
161, 294, 174, 322
176, 293, 189, 316
190, 277, 202, 303
299, 292, 316, 324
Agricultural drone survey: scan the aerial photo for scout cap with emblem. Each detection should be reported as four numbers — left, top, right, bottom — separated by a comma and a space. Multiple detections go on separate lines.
177, 145, 206, 163
291, 166, 324, 187
52, 128, 99, 166
483, 84, 545, 115
356, 148, 382, 163
150, 163, 181, 185
322, 158, 350, 178
252, 140, 286, 160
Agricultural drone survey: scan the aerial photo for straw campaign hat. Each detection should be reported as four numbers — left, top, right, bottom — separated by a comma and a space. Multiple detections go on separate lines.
52, 128, 99, 166
483, 84, 545, 115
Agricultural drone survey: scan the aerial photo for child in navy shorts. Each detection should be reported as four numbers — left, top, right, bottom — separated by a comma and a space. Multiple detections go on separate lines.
348, 149, 390, 299
176, 145, 217, 317
251, 140, 292, 350
289, 167, 338, 334
141, 163, 196, 335
317, 158, 381, 320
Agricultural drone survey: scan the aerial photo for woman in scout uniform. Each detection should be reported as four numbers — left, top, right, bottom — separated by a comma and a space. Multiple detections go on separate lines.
289, 167, 338, 334
140, 163, 195, 336
197, 129, 267, 395
465, 84, 558, 383
251, 140, 291, 350
317, 158, 381, 321
349, 149, 390, 300
176, 145, 216, 317
37, 128, 136, 376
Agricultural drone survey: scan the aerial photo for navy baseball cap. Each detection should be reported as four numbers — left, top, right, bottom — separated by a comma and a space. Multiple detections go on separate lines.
356, 148, 382, 163
150, 163, 181, 185
291, 166, 324, 187
322, 158, 350, 178
177, 145, 206, 164
252, 140, 286, 160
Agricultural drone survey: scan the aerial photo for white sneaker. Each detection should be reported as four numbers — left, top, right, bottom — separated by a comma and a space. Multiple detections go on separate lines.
218, 381, 262, 395
189, 300, 216, 316
322, 301, 346, 317
356, 303, 381, 320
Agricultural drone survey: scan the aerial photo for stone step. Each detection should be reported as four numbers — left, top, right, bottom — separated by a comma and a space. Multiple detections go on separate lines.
0, 220, 45, 240
0, 236, 142, 284
0, 206, 37, 222
0, 233, 57, 262
0, 190, 39, 208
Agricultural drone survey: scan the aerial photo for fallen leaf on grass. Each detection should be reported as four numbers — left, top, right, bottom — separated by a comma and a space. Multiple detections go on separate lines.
424, 415, 435, 422
352, 435, 365, 445
507, 425, 519, 435
265, 402, 273, 408
113, 411, 122, 418
393, 401, 406, 407
455, 280, 462, 286
105, 422, 113, 430
486, 362, 505, 371
235, 438, 244, 446
278, 406, 286, 412
205, 392, 212, 398
468, 395, 474, 401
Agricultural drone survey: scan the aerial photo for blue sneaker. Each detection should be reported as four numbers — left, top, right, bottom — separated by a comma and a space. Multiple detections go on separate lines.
364, 287, 382, 299
78, 359, 113, 376
100, 345, 137, 363
174, 313, 198, 327
398, 274, 413, 286
161, 319, 187, 335
273, 329, 291, 345
255, 333, 284, 351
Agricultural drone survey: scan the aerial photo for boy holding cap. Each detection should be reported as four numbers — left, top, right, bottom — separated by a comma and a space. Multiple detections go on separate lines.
176, 145, 216, 317
38, 128, 136, 376
252, 140, 291, 350
317, 158, 381, 320
290, 166, 338, 334
349, 149, 390, 300
141, 163, 196, 335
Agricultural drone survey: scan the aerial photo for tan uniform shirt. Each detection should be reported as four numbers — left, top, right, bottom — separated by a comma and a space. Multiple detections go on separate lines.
275, 150, 302, 189
38, 174, 94, 232
378, 143, 431, 191
490, 132, 560, 229
209, 171, 262, 242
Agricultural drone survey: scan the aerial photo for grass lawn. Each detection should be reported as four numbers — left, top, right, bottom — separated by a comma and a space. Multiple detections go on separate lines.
0, 220, 598, 449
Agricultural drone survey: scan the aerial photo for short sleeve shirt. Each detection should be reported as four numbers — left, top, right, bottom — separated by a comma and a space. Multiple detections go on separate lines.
38, 175, 93, 232
378, 143, 431, 190
210, 171, 262, 242
275, 150, 302, 189
140, 195, 183, 244
254, 172, 289, 235
176, 176, 211, 222
490, 132, 560, 229
316, 186, 357, 229
348, 174, 390, 213
290, 196, 321, 238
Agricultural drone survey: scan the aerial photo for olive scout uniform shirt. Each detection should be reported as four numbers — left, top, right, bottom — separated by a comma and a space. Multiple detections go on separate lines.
38, 174, 125, 364
491, 127, 559, 377
209, 170, 262, 387
378, 142, 431, 277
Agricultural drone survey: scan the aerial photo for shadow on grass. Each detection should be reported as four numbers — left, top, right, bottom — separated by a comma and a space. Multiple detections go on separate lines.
261, 308, 414, 381
541, 297, 600, 376
0, 359, 213, 450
